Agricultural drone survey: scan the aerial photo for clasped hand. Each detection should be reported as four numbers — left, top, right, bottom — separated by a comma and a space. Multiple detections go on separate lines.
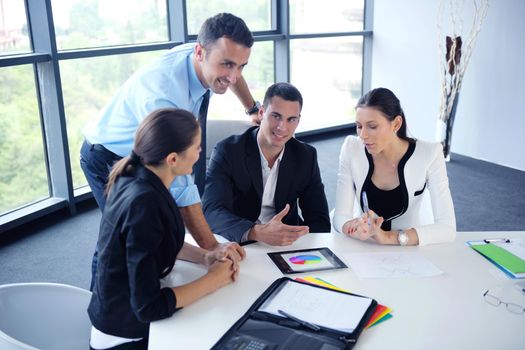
204, 242, 245, 281
342, 210, 387, 243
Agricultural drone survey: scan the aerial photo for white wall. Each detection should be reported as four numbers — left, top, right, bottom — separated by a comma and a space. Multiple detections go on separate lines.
371, 0, 525, 171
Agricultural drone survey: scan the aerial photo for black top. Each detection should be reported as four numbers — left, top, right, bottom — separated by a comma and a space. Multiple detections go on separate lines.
88, 165, 184, 338
365, 181, 403, 231
361, 142, 416, 231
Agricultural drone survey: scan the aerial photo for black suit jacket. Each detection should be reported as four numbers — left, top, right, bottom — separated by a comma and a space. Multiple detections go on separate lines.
202, 126, 330, 242
88, 165, 183, 338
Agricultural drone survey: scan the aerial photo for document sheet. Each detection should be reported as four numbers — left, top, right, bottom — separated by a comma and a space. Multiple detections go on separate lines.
345, 252, 443, 279
258, 280, 372, 332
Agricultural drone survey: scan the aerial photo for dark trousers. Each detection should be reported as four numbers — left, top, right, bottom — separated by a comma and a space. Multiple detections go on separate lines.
80, 140, 122, 290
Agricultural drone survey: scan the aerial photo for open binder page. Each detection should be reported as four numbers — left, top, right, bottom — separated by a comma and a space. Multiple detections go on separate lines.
258, 280, 372, 333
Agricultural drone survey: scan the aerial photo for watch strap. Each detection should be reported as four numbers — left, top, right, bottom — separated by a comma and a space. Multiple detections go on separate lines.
246, 100, 261, 115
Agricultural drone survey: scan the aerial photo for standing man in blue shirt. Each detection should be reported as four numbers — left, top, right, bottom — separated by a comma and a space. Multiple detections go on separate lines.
81, 13, 256, 288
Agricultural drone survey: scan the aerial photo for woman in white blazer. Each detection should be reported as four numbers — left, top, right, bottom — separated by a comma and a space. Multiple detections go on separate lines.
333, 88, 456, 245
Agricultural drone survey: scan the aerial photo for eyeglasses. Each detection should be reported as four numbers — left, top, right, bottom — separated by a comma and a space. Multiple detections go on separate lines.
483, 290, 525, 315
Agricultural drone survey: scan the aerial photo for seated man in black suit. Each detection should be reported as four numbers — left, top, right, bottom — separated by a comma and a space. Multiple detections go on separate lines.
202, 82, 330, 246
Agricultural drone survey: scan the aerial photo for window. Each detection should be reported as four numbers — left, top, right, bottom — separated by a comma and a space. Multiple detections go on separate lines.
0, 65, 48, 214
287, 0, 367, 131
0, 1, 371, 229
290, 0, 364, 34
51, 0, 168, 50
291, 37, 363, 131
0, 1, 31, 55
60, 51, 163, 189
186, 0, 273, 34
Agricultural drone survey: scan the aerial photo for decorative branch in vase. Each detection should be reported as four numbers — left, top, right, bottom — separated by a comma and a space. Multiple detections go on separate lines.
437, 0, 489, 160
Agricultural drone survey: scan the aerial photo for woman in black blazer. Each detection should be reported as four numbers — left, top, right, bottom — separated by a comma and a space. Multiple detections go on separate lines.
88, 108, 238, 350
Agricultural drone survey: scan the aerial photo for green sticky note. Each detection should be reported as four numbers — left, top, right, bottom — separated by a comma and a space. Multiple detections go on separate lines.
472, 244, 525, 273
368, 313, 393, 328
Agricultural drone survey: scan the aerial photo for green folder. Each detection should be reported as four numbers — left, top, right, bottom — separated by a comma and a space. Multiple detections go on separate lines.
471, 244, 525, 273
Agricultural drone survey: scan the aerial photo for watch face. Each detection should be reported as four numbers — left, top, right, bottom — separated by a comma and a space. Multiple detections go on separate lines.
398, 231, 408, 245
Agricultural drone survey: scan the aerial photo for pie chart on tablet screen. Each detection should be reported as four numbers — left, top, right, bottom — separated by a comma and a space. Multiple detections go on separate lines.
289, 254, 322, 265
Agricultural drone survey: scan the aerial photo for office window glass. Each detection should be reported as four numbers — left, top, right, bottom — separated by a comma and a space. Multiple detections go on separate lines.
290, 0, 364, 34
290, 37, 363, 132
208, 41, 274, 120
186, 0, 272, 34
0, 65, 48, 214
51, 0, 168, 50
0, 1, 31, 55
60, 51, 163, 189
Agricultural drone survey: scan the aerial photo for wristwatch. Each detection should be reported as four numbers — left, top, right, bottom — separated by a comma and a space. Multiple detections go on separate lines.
245, 100, 261, 115
397, 229, 409, 246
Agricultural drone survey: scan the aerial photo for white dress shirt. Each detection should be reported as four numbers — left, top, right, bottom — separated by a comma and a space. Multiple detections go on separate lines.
241, 143, 285, 241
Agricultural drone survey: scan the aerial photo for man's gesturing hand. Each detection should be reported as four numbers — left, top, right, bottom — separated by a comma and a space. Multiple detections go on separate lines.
248, 204, 309, 246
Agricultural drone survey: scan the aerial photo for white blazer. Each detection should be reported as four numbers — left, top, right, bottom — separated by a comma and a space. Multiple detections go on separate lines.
333, 136, 456, 245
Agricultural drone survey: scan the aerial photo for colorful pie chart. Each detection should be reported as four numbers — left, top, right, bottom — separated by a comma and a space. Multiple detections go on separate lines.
289, 254, 322, 265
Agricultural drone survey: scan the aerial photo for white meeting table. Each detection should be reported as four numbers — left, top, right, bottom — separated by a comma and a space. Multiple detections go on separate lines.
149, 232, 525, 350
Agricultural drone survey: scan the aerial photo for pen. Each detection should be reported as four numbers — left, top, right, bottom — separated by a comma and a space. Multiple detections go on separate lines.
483, 238, 510, 244
277, 309, 320, 331
362, 191, 370, 226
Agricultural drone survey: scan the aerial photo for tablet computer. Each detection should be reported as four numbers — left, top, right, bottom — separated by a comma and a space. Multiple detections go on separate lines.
267, 247, 347, 274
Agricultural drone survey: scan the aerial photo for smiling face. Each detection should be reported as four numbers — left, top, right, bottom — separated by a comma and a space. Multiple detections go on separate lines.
355, 107, 402, 155
257, 96, 301, 153
194, 37, 251, 94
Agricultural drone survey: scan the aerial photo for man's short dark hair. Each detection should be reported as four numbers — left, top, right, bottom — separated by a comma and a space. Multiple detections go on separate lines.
197, 13, 254, 49
263, 82, 303, 110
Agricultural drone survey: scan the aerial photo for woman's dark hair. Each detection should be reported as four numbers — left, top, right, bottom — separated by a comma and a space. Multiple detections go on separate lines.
106, 108, 199, 194
356, 87, 415, 142
197, 13, 254, 50
263, 82, 303, 110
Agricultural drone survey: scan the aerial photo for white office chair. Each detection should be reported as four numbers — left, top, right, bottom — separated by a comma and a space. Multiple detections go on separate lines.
0, 282, 92, 350
206, 119, 253, 161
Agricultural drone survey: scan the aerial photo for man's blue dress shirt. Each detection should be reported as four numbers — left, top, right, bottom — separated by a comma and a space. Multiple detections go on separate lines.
83, 43, 211, 206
